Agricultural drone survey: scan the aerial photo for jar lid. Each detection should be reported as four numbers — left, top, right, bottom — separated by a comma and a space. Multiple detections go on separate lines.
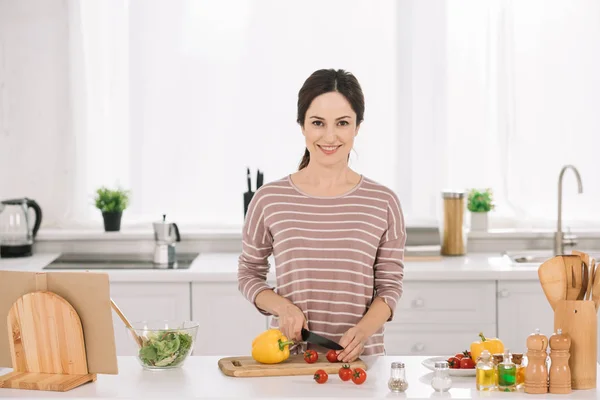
442, 191, 465, 199
434, 361, 449, 369
391, 362, 405, 368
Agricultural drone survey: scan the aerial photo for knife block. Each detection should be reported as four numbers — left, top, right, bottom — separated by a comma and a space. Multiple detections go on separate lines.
554, 299, 597, 390
0, 291, 96, 392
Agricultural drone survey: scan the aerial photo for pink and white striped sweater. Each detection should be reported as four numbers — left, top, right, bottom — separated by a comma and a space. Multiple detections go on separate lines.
238, 174, 406, 356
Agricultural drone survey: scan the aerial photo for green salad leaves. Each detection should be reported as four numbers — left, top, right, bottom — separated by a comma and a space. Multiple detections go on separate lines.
138, 330, 193, 367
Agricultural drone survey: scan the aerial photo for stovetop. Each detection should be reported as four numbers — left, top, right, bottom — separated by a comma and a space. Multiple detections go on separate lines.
43, 252, 198, 270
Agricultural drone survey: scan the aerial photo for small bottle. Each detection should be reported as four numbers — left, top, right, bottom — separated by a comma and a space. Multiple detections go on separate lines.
497, 349, 517, 391
549, 328, 571, 394
491, 353, 504, 386
388, 362, 409, 393
431, 361, 452, 392
476, 350, 496, 391
512, 353, 525, 388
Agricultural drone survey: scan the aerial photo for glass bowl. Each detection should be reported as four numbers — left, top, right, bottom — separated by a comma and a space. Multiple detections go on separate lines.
127, 320, 199, 370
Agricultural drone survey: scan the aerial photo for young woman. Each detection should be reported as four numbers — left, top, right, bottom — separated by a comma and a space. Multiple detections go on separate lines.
238, 69, 405, 362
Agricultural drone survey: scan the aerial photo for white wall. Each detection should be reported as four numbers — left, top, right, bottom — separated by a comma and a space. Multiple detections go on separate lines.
0, 0, 74, 227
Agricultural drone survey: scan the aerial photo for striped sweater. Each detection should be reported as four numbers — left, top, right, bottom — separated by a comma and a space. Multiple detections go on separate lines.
238, 174, 406, 356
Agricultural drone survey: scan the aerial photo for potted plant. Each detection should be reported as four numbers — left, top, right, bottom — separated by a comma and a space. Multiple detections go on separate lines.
467, 188, 494, 231
94, 186, 130, 232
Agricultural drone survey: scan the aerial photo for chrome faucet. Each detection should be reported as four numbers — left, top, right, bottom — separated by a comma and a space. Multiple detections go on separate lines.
554, 165, 583, 255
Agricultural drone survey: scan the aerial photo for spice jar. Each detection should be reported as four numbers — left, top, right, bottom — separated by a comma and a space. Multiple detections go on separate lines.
388, 362, 408, 393
431, 361, 452, 392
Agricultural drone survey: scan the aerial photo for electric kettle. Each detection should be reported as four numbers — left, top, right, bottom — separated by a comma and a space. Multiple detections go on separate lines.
0, 198, 43, 258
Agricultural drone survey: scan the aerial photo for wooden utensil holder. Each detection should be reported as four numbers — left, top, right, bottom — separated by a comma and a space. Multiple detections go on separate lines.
0, 290, 96, 392
554, 299, 597, 390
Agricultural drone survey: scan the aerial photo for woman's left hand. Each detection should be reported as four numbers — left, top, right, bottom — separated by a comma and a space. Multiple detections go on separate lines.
337, 326, 367, 362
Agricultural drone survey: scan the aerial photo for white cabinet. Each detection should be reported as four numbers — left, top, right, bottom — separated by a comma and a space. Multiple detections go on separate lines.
109, 282, 191, 356
191, 282, 268, 356
385, 281, 497, 356
497, 281, 554, 354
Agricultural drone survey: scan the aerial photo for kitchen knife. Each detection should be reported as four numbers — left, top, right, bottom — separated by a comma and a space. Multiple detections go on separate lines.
301, 328, 344, 351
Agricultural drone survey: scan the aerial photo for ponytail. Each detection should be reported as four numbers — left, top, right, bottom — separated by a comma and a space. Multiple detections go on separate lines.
298, 148, 310, 170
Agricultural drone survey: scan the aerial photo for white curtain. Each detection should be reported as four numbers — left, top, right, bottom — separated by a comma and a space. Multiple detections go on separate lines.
443, 0, 600, 230
66, 0, 130, 226
63, 0, 600, 230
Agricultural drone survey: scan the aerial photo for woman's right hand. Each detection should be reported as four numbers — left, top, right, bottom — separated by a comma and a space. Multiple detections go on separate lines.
277, 303, 307, 342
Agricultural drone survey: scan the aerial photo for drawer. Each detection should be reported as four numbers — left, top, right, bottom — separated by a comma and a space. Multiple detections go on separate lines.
383, 323, 497, 356
393, 281, 496, 325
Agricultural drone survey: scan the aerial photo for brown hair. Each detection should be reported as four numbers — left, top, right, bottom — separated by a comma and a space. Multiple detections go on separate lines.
296, 69, 365, 170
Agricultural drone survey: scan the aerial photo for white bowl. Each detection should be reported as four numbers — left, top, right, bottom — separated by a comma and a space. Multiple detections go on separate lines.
421, 356, 476, 377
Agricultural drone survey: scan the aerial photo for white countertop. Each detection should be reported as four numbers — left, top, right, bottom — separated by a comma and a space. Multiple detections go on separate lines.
0, 356, 597, 399
0, 251, 550, 283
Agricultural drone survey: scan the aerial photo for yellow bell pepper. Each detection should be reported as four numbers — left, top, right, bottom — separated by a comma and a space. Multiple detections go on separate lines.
470, 332, 504, 362
251, 329, 295, 364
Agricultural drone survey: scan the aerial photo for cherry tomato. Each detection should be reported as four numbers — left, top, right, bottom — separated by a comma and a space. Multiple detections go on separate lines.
447, 357, 461, 369
460, 357, 476, 369
454, 353, 464, 360
326, 350, 338, 363
304, 350, 318, 364
338, 364, 352, 381
314, 369, 328, 384
351, 368, 367, 385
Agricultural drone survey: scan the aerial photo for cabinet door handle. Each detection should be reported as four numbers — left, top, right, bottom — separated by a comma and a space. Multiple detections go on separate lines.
499, 289, 509, 298
412, 343, 425, 352
413, 298, 425, 308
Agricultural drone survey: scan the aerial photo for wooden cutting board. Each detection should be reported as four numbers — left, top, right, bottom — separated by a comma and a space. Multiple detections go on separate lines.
218, 354, 367, 377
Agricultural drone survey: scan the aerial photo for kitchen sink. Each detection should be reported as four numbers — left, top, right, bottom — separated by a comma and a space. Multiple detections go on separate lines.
503, 250, 600, 265
43, 252, 199, 270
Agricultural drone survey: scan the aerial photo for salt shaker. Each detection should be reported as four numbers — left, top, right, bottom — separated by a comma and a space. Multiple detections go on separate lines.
431, 361, 452, 392
388, 362, 409, 393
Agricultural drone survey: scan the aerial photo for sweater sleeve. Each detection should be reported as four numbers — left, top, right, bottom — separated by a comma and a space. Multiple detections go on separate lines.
237, 189, 274, 316
373, 192, 406, 320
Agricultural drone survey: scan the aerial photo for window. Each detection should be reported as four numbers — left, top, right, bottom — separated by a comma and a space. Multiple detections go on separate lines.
19, 0, 599, 230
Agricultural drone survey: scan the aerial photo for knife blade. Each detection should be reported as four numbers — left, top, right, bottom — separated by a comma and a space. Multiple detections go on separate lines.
301, 328, 344, 351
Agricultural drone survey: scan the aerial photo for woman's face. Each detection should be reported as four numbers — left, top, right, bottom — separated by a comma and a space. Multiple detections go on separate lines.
302, 91, 359, 168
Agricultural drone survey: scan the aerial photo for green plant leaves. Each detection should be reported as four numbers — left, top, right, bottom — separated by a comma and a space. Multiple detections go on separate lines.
94, 186, 130, 212
467, 188, 494, 212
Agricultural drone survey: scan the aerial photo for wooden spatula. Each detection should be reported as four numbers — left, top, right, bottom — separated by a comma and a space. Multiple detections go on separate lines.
538, 256, 568, 310
563, 254, 582, 300
111, 298, 144, 347
571, 251, 589, 300
585, 258, 595, 300
591, 263, 600, 311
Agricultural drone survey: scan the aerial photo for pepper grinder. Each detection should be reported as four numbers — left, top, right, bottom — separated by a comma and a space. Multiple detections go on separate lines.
549, 328, 572, 394
525, 328, 549, 394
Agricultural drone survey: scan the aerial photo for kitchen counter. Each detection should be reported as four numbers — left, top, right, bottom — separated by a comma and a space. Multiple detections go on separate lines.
0, 356, 597, 399
0, 251, 547, 283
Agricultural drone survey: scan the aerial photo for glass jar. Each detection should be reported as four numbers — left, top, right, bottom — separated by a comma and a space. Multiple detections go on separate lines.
439, 191, 467, 255
431, 361, 452, 392
388, 362, 408, 392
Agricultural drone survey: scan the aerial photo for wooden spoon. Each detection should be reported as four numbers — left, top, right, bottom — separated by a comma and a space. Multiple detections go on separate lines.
563, 255, 582, 300
585, 258, 595, 300
538, 256, 568, 310
111, 298, 144, 347
591, 263, 600, 311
